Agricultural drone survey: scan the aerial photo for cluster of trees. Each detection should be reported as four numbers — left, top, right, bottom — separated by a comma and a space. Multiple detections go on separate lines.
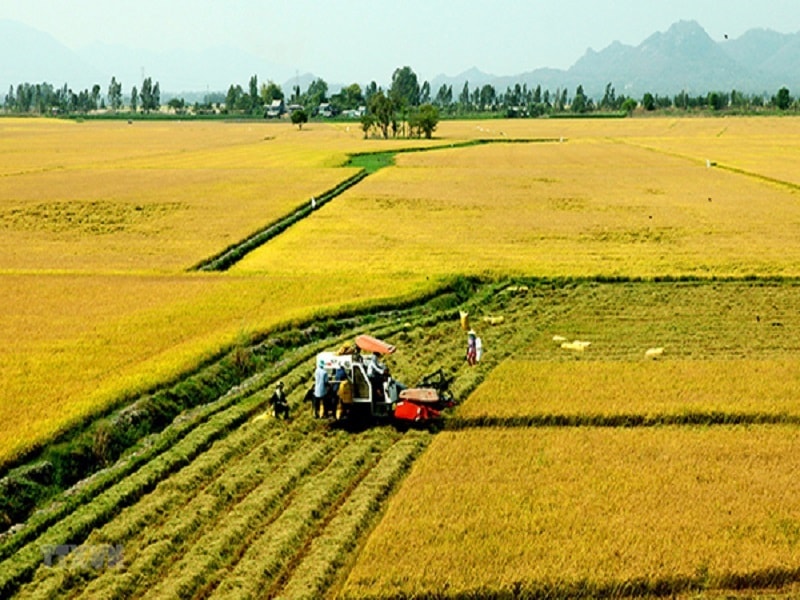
641, 86, 795, 112
3, 63, 798, 123
3, 76, 161, 114
358, 67, 439, 139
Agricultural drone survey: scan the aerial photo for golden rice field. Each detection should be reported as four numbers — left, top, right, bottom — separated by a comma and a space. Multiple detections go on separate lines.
342, 426, 800, 598
0, 117, 446, 465
458, 358, 800, 422
0, 271, 426, 463
235, 119, 800, 279
1, 118, 798, 463
4, 115, 800, 598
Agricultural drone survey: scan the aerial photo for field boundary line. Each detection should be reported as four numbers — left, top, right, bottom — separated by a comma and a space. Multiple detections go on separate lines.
191, 169, 368, 271
446, 412, 800, 430
615, 138, 800, 193
191, 138, 560, 272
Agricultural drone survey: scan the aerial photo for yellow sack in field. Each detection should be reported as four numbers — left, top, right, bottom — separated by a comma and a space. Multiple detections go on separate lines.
459, 311, 470, 331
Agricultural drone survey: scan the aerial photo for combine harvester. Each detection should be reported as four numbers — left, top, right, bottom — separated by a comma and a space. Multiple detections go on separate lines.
308, 334, 455, 425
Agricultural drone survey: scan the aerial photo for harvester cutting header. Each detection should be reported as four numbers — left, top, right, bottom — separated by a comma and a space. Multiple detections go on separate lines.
307, 334, 455, 425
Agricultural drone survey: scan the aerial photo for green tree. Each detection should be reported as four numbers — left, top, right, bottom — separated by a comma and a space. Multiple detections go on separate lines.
167, 97, 185, 113
332, 83, 364, 111
140, 77, 153, 112
419, 80, 431, 104
305, 78, 328, 110
226, 84, 243, 111
707, 91, 724, 111
4, 85, 15, 112
621, 97, 637, 113
368, 90, 394, 139
360, 114, 373, 138
130, 85, 138, 112
571, 84, 588, 113
434, 84, 452, 110
416, 103, 439, 139
674, 90, 689, 110
553, 88, 567, 111
290, 107, 308, 129
600, 82, 616, 110
479, 84, 496, 110
459, 81, 470, 112
107, 76, 123, 111
364, 81, 379, 104
532, 84, 542, 105
249, 75, 262, 109
90, 84, 101, 110
389, 66, 420, 109
642, 92, 656, 111
774, 87, 791, 110
260, 80, 284, 105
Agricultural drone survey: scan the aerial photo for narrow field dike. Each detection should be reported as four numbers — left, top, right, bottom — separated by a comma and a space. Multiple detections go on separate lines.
192, 169, 368, 272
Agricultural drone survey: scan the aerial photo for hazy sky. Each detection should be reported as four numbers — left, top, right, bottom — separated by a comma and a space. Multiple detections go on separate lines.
4, 0, 800, 83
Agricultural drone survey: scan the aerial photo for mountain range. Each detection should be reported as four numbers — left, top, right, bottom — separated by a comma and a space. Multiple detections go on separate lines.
430, 21, 800, 99
2, 19, 799, 101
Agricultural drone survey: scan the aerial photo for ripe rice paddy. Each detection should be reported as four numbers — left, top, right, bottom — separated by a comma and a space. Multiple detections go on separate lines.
3, 115, 800, 598
342, 426, 800, 598
234, 123, 800, 279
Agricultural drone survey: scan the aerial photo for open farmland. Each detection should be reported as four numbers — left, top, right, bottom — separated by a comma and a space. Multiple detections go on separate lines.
3, 116, 800, 598
342, 426, 800, 598
341, 279, 800, 598
0, 117, 447, 467
234, 120, 800, 278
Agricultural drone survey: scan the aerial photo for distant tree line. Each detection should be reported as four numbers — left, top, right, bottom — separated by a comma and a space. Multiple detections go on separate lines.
3, 76, 162, 115
3, 64, 798, 123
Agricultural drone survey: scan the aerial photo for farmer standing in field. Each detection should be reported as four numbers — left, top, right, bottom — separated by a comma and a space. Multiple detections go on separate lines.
313, 359, 329, 418
466, 330, 478, 366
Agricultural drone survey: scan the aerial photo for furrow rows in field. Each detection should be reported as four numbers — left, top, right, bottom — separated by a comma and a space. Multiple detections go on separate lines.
74, 435, 342, 600
274, 432, 430, 600
0, 383, 278, 598
0, 319, 365, 576
0, 384, 243, 564
3, 280, 495, 599
140, 430, 392, 599
15, 424, 294, 598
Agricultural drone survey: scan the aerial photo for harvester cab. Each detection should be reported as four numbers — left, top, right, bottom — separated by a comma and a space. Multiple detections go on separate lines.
308, 334, 456, 425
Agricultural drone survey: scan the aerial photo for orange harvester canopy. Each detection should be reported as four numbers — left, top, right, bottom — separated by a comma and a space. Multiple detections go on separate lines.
355, 334, 396, 355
